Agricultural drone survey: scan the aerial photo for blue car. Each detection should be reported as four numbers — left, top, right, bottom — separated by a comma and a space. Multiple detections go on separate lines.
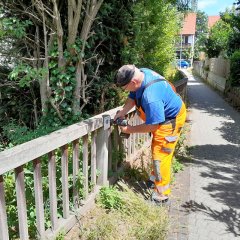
177, 60, 189, 68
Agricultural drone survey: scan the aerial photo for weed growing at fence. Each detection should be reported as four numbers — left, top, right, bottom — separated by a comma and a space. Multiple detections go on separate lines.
172, 157, 184, 173
172, 124, 190, 175
55, 230, 66, 240
98, 186, 124, 210
79, 182, 168, 240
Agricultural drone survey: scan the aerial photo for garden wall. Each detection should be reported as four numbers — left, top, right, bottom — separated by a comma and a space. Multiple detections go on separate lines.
193, 57, 230, 93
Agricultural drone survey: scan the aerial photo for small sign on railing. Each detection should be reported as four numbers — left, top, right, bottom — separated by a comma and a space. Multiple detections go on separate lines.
103, 115, 111, 130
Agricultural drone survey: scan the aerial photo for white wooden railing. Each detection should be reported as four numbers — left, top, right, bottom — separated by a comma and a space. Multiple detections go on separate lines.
0, 107, 150, 240
0, 77, 188, 240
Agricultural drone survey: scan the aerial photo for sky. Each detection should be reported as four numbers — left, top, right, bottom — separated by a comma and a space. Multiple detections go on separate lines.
198, 0, 236, 16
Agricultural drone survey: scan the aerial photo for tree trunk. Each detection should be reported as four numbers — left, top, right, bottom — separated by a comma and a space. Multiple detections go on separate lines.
36, 23, 48, 115
72, 0, 103, 115
73, 60, 82, 115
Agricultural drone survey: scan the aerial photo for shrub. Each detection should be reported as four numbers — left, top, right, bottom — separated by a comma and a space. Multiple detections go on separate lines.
98, 186, 123, 210
229, 50, 240, 87
164, 66, 184, 83
205, 20, 233, 58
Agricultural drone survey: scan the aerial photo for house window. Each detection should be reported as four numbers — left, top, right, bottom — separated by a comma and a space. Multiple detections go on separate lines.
182, 36, 188, 44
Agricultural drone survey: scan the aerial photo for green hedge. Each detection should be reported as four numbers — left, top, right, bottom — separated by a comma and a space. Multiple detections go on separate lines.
229, 50, 240, 87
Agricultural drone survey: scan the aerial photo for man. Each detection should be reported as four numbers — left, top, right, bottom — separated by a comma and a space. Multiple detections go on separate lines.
114, 64, 186, 203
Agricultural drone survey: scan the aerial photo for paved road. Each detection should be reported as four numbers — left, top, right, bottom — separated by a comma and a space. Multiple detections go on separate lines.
184, 70, 240, 240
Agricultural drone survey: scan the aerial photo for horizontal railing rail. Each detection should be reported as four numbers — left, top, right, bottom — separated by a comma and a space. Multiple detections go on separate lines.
0, 77, 188, 240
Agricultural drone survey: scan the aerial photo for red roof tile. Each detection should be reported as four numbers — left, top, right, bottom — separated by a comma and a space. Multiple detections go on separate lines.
180, 13, 197, 35
208, 16, 220, 28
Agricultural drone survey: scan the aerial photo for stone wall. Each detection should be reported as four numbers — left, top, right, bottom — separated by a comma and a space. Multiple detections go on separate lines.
193, 57, 240, 108
193, 57, 230, 93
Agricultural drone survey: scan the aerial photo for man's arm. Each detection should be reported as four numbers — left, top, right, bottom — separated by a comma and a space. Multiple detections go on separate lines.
114, 97, 135, 120
120, 123, 159, 134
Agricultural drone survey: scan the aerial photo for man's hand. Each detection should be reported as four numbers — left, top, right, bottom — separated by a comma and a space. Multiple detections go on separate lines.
114, 98, 135, 121
114, 110, 125, 121
120, 125, 132, 134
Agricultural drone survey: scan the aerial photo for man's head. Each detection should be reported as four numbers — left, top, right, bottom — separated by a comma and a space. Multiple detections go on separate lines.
114, 64, 135, 87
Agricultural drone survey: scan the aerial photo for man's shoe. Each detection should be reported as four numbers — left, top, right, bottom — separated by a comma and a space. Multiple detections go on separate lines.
151, 192, 170, 206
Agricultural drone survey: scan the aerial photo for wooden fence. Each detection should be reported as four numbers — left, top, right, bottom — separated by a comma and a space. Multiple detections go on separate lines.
0, 78, 188, 240
0, 107, 150, 240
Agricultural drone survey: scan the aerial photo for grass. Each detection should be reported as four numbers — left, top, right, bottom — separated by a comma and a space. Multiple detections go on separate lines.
79, 181, 169, 240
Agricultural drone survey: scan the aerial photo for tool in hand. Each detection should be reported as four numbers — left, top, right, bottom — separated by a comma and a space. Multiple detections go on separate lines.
110, 118, 130, 139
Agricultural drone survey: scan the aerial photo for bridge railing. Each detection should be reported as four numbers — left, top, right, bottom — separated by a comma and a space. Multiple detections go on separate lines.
0, 106, 150, 240
0, 77, 188, 240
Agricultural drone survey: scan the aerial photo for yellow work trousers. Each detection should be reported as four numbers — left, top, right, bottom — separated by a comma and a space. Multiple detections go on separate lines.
151, 102, 186, 195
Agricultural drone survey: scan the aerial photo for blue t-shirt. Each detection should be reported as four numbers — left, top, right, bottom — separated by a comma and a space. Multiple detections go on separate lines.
129, 68, 182, 124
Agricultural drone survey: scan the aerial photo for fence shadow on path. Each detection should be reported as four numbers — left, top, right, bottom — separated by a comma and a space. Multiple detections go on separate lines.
182, 143, 240, 237
188, 144, 240, 209
185, 72, 240, 237
182, 200, 240, 237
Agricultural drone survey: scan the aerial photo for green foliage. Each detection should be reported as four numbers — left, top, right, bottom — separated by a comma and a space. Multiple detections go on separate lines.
121, 0, 181, 75
176, 0, 196, 12
86, 1, 134, 113
205, 19, 233, 58
0, 79, 41, 148
229, 50, 240, 86
55, 230, 66, 240
221, 6, 240, 56
98, 186, 124, 210
0, 17, 32, 39
165, 67, 184, 83
2, 121, 60, 146
9, 64, 47, 87
195, 11, 208, 38
172, 157, 184, 173
194, 11, 208, 60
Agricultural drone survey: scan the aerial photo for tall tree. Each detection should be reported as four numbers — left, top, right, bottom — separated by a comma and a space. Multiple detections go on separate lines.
205, 19, 233, 58
221, 1, 240, 55
121, 0, 181, 75
194, 10, 208, 59
0, 0, 103, 125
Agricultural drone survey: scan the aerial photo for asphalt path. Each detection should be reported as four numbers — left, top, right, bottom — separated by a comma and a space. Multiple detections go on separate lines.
184, 70, 240, 240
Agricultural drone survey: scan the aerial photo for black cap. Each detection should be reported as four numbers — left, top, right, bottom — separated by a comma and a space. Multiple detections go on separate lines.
114, 65, 135, 87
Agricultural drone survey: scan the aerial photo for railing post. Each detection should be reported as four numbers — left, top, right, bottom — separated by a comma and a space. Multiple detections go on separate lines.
15, 166, 29, 240
33, 158, 45, 239
112, 126, 119, 172
83, 135, 89, 199
0, 175, 9, 240
73, 140, 80, 208
48, 151, 58, 230
91, 132, 97, 191
61, 144, 69, 219
96, 115, 110, 186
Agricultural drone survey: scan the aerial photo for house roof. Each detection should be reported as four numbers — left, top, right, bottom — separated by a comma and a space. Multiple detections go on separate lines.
180, 13, 197, 35
208, 16, 220, 28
